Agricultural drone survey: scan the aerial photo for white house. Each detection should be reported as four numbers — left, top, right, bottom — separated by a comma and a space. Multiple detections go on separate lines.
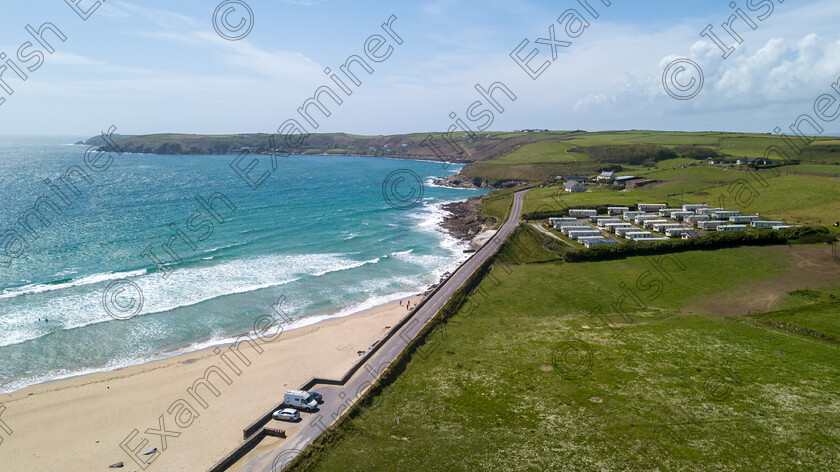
597, 171, 615, 182
564, 181, 586, 193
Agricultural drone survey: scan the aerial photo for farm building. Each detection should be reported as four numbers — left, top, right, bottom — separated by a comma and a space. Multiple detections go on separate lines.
607, 206, 630, 216
622, 211, 646, 221
569, 209, 598, 217
729, 215, 760, 224
582, 238, 620, 248
699, 220, 725, 230
696, 207, 724, 215
682, 204, 708, 212
614, 176, 637, 185
717, 225, 748, 232
684, 214, 711, 225
568, 230, 603, 240
638, 203, 668, 212
736, 157, 775, 166
643, 219, 670, 229
549, 217, 577, 225
671, 211, 696, 221
666, 227, 694, 238
598, 171, 616, 182
564, 181, 586, 193
635, 214, 662, 224
751, 220, 784, 229
711, 210, 741, 219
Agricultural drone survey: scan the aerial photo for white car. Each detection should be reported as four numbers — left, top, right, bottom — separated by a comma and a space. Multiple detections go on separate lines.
272, 408, 300, 422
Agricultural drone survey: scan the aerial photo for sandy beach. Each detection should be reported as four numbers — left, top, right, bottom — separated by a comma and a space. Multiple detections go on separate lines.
0, 296, 421, 472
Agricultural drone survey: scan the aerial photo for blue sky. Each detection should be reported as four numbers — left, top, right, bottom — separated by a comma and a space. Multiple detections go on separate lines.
0, 0, 838, 136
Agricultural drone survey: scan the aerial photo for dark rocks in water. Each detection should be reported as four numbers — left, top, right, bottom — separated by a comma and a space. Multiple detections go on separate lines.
108, 462, 124, 468
439, 197, 494, 241
140, 447, 157, 456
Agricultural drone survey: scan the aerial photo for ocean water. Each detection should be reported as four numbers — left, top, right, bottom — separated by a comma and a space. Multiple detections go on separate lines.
0, 137, 487, 392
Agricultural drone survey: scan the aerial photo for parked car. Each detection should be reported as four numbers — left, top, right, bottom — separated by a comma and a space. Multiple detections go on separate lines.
272, 408, 300, 422
284, 389, 318, 412
307, 391, 323, 403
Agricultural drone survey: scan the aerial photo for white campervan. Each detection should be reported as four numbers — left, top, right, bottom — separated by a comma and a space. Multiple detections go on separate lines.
284, 389, 319, 412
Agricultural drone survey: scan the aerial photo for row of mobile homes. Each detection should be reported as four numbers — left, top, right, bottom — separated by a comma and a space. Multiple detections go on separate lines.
751, 220, 784, 229
729, 215, 759, 224
549, 217, 577, 225
712, 210, 741, 220
672, 211, 695, 221
608, 206, 630, 216
638, 203, 668, 212
659, 208, 682, 217
582, 238, 620, 248
590, 215, 613, 224
597, 218, 623, 228
684, 214, 710, 226
666, 227, 694, 238
682, 204, 708, 212
717, 225, 748, 232
696, 207, 724, 215
699, 220, 725, 230
643, 219, 669, 229
554, 221, 587, 230
653, 222, 683, 233
623, 211, 646, 221
568, 230, 603, 240
635, 214, 661, 224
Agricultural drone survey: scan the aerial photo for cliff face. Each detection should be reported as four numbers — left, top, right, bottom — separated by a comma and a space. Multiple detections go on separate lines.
439, 196, 495, 241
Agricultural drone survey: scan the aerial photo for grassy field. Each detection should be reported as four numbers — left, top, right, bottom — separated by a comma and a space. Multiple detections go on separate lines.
288, 243, 840, 472
750, 289, 840, 340
478, 188, 518, 228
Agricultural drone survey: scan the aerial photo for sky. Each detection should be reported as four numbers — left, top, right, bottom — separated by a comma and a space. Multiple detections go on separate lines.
0, 0, 838, 137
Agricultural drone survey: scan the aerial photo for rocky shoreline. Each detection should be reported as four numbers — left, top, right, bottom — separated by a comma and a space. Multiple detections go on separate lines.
439, 196, 494, 242
433, 174, 527, 189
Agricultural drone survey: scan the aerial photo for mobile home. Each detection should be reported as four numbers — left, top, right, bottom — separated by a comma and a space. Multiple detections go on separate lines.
596, 218, 624, 228
658, 208, 682, 217
582, 238, 620, 248
653, 222, 683, 233
569, 209, 598, 217
549, 217, 577, 225
717, 225, 748, 232
605, 223, 634, 233
622, 211, 646, 221
671, 211, 695, 221
607, 207, 630, 216
729, 215, 759, 224
560, 224, 590, 235
638, 203, 668, 212
666, 227, 693, 238
643, 219, 670, 229
684, 214, 710, 226
696, 207, 724, 215
711, 210, 741, 220
590, 215, 614, 224
698, 220, 725, 230
555, 221, 587, 230
568, 230, 603, 240
615, 226, 641, 237
635, 214, 661, 224
682, 204, 709, 212
626, 231, 654, 241
751, 220, 784, 229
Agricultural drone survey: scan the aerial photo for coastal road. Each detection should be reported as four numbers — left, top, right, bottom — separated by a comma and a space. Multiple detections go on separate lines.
239, 189, 529, 472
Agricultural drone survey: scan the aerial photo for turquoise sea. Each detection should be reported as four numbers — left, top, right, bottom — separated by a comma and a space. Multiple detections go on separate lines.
0, 137, 487, 392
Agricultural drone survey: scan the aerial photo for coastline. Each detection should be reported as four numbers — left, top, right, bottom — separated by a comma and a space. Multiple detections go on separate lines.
0, 295, 423, 472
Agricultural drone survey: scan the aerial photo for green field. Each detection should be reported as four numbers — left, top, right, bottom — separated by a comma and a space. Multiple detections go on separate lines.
289, 243, 840, 472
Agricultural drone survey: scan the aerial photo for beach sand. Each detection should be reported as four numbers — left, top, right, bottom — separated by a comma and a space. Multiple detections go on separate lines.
0, 296, 422, 472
